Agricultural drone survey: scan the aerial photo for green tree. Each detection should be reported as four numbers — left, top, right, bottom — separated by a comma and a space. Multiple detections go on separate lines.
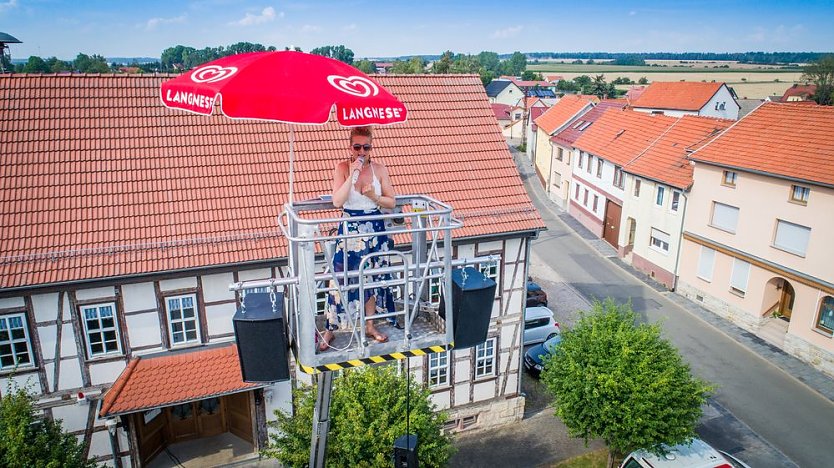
589, 75, 610, 98
0, 381, 97, 468
73, 53, 110, 73
802, 55, 834, 106
263, 365, 453, 467
638, 76, 649, 85
504, 51, 527, 76
541, 299, 712, 468
433, 50, 453, 74
22, 56, 52, 73
354, 59, 376, 74
310, 45, 354, 64
390, 56, 425, 74
476, 51, 500, 74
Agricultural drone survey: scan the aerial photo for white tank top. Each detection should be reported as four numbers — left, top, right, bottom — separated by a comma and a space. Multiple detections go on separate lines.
344, 164, 382, 211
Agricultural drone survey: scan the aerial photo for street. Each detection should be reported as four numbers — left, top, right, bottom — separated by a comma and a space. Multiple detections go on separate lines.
515, 150, 834, 467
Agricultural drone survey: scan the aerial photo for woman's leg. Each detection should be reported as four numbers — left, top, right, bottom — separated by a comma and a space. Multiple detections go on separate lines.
364, 294, 387, 342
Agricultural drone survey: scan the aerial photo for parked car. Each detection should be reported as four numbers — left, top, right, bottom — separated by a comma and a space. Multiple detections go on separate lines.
523, 333, 562, 376
523, 306, 560, 346
526, 277, 547, 307
619, 438, 751, 468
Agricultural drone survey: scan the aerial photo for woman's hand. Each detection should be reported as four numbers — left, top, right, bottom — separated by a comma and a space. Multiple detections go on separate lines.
361, 183, 378, 202
350, 157, 365, 179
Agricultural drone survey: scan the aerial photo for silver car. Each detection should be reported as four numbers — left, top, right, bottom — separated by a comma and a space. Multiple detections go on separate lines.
523, 306, 560, 346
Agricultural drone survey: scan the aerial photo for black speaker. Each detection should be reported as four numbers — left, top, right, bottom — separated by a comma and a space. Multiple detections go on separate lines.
393, 434, 419, 468
439, 267, 497, 349
232, 292, 290, 383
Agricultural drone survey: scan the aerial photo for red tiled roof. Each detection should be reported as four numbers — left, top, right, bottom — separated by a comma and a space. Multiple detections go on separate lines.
573, 109, 678, 166
100, 343, 258, 417
551, 99, 627, 147
689, 102, 834, 186
625, 86, 647, 102
530, 106, 548, 131
492, 103, 511, 120
533, 95, 595, 135
631, 81, 725, 111
780, 84, 816, 102
511, 78, 551, 88
0, 74, 544, 290
624, 115, 732, 189
543, 74, 563, 83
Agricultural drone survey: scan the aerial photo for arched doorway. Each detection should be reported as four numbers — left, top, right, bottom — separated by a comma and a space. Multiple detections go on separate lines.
761, 277, 795, 321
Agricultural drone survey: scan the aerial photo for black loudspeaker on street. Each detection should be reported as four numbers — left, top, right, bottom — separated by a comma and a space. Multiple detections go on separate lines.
232, 292, 291, 383
393, 434, 419, 468
439, 267, 497, 349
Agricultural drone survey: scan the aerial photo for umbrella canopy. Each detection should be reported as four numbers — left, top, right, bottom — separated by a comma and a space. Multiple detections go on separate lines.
160, 51, 407, 126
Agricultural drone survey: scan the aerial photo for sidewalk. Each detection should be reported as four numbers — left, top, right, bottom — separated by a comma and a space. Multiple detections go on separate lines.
511, 146, 834, 404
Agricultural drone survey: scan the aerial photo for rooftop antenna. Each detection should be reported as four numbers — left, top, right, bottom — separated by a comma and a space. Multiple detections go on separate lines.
0, 32, 22, 74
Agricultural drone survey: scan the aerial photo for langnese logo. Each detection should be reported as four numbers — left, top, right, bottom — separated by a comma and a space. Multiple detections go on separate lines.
327, 75, 379, 97
191, 65, 238, 83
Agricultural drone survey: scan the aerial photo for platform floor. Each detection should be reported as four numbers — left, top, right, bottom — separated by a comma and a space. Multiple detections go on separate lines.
314, 310, 447, 358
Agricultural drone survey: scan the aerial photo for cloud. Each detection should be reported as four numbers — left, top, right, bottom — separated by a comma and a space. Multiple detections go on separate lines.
629, 10, 636, 16
144, 15, 187, 31
0, 0, 18, 12
746, 24, 805, 44
231, 6, 282, 26
300, 24, 321, 33
342, 23, 357, 32
491, 25, 523, 39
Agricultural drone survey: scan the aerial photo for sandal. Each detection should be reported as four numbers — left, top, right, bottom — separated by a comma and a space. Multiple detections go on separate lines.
318, 331, 334, 351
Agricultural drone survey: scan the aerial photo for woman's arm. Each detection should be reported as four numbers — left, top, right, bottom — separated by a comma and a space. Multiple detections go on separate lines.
331, 161, 353, 208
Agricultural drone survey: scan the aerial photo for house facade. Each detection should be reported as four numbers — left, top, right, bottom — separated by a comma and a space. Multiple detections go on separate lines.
485, 79, 524, 106
676, 103, 834, 377
631, 81, 740, 120
0, 73, 544, 466
532, 95, 596, 194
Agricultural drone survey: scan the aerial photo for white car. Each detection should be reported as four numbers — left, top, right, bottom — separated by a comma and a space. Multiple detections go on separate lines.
619, 438, 751, 468
523, 306, 560, 346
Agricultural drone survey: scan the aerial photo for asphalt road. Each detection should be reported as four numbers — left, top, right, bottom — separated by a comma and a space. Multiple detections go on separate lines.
515, 152, 834, 468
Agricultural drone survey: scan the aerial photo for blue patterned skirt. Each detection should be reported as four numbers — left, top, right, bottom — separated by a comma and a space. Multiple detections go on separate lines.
325, 209, 396, 331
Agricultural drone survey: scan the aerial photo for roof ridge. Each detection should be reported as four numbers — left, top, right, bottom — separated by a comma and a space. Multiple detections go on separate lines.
623, 115, 681, 168
687, 100, 764, 161
99, 357, 141, 417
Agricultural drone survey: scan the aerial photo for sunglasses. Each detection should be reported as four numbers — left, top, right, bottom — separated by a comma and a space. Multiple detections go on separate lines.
352, 144, 372, 151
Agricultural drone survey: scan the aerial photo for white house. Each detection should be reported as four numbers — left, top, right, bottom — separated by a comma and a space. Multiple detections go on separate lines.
630, 81, 740, 120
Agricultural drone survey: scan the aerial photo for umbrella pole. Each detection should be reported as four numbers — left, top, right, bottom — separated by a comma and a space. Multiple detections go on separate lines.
289, 124, 295, 205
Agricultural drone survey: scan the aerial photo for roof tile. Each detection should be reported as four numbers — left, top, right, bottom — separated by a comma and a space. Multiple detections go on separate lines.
533, 95, 596, 135
631, 81, 725, 111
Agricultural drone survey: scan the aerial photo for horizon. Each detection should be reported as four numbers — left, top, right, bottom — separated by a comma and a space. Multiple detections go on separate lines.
3, 0, 834, 62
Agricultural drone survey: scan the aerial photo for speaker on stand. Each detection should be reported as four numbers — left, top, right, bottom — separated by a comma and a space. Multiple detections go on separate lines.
232, 292, 291, 383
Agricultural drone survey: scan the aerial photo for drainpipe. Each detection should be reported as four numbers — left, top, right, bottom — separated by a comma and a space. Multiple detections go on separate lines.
672, 190, 689, 291
105, 418, 122, 468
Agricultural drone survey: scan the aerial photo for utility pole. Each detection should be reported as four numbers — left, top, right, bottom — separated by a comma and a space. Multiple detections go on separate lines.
310, 371, 335, 467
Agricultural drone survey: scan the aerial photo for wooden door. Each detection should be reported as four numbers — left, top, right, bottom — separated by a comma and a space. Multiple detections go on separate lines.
226, 391, 254, 443
136, 409, 166, 465
197, 397, 226, 437
780, 282, 795, 320
168, 402, 199, 443
603, 200, 622, 248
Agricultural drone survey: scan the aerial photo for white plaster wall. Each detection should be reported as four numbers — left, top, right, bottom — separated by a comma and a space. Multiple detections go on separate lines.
89, 360, 128, 386
58, 358, 83, 390
5, 372, 40, 394
87, 430, 112, 460
620, 175, 686, 274
430, 391, 451, 410
699, 86, 740, 120
125, 312, 162, 348
0, 297, 24, 309
43, 362, 55, 391
76, 286, 116, 302
158, 277, 197, 292
454, 383, 471, 406
473, 380, 496, 402
202, 272, 235, 303
31, 293, 60, 323
570, 176, 606, 220
500, 324, 517, 347
205, 303, 236, 337
264, 380, 293, 419
478, 240, 502, 253
52, 403, 89, 432
38, 324, 57, 361
633, 107, 694, 118
454, 360, 470, 384
121, 282, 157, 312
60, 323, 77, 358
456, 244, 475, 259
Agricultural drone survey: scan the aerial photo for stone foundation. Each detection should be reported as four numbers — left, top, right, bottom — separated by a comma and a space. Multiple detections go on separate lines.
444, 395, 525, 433
676, 281, 760, 331
784, 334, 834, 379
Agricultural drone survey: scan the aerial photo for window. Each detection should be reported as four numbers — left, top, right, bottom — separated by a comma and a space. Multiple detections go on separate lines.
552, 171, 562, 188
479, 262, 499, 281
583, 188, 589, 206
655, 186, 665, 206
817, 296, 834, 334
574, 184, 580, 199
633, 179, 641, 197
586, 155, 593, 174
428, 351, 449, 387
627, 218, 636, 247
613, 166, 624, 189
474, 338, 496, 379
649, 228, 670, 253
578, 153, 584, 169
773, 220, 811, 257
697, 246, 716, 281
596, 159, 603, 178
593, 195, 599, 212
790, 185, 810, 204
428, 276, 442, 305
670, 191, 681, 213
730, 258, 751, 296
556, 147, 563, 161
525, 317, 551, 330
722, 170, 737, 187
80, 303, 122, 358
710, 202, 739, 233
166, 294, 201, 345
0, 313, 34, 370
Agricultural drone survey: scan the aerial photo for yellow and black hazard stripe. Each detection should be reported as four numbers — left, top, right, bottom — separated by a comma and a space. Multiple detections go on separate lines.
297, 344, 454, 374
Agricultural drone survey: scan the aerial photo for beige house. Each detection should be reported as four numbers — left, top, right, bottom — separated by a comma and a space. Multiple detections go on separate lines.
677, 103, 834, 377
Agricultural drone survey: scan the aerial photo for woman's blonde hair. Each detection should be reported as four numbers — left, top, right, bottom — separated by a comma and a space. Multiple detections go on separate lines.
349, 126, 373, 143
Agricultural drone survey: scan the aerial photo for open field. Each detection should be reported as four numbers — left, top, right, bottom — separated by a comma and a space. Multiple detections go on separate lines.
529, 64, 804, 98
529, 60, 801, 73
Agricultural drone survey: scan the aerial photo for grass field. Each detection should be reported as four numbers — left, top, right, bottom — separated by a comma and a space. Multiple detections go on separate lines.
528, 62, 805, 98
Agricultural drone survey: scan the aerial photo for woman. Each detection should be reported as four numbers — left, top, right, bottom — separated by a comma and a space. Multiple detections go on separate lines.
320, 126, 397, 351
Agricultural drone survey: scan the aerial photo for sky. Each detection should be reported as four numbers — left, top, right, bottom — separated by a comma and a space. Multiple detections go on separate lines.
3, 0, 833, 61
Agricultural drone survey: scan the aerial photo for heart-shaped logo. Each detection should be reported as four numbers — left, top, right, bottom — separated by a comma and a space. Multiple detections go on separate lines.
327, 75, 379, 97
191, 65, 238, 83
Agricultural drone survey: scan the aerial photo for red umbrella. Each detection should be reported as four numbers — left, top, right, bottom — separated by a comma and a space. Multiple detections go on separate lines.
159, 50, 408, 202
